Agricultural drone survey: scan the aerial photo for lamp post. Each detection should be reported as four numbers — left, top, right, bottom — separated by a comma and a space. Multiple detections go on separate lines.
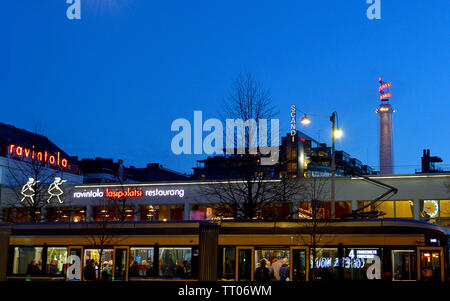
329, 111, 342, 219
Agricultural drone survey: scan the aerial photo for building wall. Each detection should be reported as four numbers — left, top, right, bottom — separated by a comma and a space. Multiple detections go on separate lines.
1, 174, 449, 225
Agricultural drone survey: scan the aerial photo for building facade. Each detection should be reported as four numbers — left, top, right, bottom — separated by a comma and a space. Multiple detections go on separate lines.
1, 173, 449, 227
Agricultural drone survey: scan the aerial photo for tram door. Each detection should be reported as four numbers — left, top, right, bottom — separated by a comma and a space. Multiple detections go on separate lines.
417, 247, 444, 281
290, 247, 309, 281
113, 247, 129, 281
67, 246, 84, 281
236, 247, 254, 281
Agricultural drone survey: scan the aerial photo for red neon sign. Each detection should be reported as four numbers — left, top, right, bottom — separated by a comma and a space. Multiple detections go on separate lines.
8, 144, 69, 168
380, 93, 391, 101
379, 82, 391, 92
106, 188, 143, 199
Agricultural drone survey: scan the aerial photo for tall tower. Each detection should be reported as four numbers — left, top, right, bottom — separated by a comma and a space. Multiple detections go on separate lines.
376, 77, 395, 174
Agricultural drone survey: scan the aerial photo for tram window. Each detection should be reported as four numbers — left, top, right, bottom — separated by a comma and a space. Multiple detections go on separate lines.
12, 247, 43, 275
392, 250, 416, 281
343, 248, 382, 280
114, 249, 128, 281
420, 251, 441, 281
159, 248, 192, 278
46, 247, 68, 276
83, 249, 113, 281
311, 248, 339, 280
292, 249, 307, 281
237, 249, 252, 281
129, 248, 154, 278
220, 247, 235, 280
255, 249, 290, 281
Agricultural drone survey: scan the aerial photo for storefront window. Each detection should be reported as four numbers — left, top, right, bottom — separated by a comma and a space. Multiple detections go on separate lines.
392, 250, 416, 280
93, 206, 116, 222
206, 204, 234, 220
376, 201, 394, 218
190, 204, 205, 220
46, 207, 86, 222
129, 248, 154, 278
12, 247, 43, 275
154, 205, 169, 221
140, 205, 156, 221
170, 204, 184, 221
159, 248, 192, 278
420, 200, 450, 226
335, 202, 351, 218
298, 202, 331, 219
395, 201, 414, 218
46, 247, 68, 276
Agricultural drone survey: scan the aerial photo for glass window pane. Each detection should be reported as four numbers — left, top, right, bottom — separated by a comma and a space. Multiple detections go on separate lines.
439, 200, 450, 217
158, 248, 192, 278
13, 247, 43, 275
129, 248, 154, 278
155, 205, 169, 221
220, 247, 235, 280
114, 249, 128, 280
376, 201, 394, 218
292, 249, 307, 281
140, 205, 156, 221
73, 207, 86, 222
392, 250, 416, 280
190, 204, 205, 220
170, 205, 184, 221
335, 202, 351, 218
83, 249, 113, 281
47, 247, 68, 276
311, 248, 339, 280
255, 249, 289, 281
421, 200, 439, 220
395, 201, 414, 218
420, 251, 441, 281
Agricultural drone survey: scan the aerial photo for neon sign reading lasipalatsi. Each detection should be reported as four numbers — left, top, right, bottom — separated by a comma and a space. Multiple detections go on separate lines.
8, 144, 69, 169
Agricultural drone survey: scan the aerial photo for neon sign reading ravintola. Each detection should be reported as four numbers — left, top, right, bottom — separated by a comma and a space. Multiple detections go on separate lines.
8, 144, 69, 169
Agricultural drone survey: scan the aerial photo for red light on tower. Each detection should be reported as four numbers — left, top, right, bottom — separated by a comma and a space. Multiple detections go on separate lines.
379, 77, 391, 102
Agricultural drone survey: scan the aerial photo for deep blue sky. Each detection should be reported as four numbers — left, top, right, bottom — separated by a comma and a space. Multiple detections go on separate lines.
1, 1, 449, 175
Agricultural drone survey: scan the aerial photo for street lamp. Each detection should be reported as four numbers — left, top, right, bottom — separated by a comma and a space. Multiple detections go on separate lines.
330, 111, 342, 219
296, 110, 343, 218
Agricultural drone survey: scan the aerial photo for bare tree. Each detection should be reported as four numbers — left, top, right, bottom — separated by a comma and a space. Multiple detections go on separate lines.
4, 156, 67, 223
84, 221, 125, 281
199, 73, 282, 220
297, 176, 334, 281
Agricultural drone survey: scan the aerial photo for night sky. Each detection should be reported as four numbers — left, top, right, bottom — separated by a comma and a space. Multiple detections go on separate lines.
1, 1, 449, 175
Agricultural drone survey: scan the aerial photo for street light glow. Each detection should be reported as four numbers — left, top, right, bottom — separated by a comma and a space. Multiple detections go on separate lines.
334, 129, 343, 139
300, 114, 311, 125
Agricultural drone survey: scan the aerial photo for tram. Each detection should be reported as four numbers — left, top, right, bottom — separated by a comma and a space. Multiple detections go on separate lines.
1, 219, 448, 281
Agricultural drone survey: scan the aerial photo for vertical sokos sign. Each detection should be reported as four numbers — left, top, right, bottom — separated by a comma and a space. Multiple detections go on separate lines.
171, 111, 279, 165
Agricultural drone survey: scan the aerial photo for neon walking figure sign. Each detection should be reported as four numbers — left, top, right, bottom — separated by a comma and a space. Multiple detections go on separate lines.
21, 178, 39, 204
47, 177, 67, 204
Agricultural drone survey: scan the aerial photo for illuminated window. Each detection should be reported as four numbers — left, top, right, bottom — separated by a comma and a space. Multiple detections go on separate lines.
170, 204, 184, 221
420, 200, 450, 226
335, 202, 351, 218
129, 248, 154, 278
190, 204, 205, 220
46, 247, 68, 276
158, 248, 192, 278
377, 201, 395, 218
298, 202, 331, 219
395, 201, 414, 218
12, 247, 43, 275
